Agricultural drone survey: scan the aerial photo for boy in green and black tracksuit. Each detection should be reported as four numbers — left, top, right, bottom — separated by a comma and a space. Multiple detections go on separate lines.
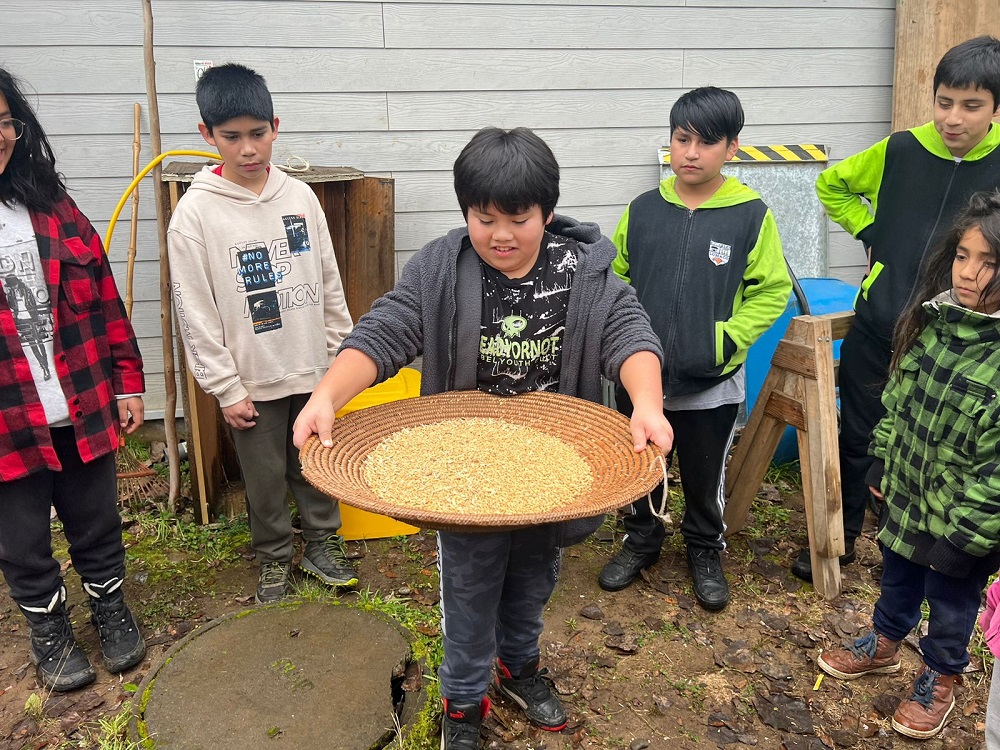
798, 35, 1000, 583
598, 87, 791, 611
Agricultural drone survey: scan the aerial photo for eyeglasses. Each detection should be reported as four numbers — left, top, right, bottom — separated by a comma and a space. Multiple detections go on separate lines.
0, 118, 25, 141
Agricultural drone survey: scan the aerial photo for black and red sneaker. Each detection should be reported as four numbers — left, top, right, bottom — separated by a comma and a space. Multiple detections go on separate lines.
494, 656, 567, 731
440, 697, 490, 750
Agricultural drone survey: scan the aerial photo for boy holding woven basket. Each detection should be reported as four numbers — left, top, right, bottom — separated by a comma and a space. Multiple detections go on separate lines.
293, 126, 673, 750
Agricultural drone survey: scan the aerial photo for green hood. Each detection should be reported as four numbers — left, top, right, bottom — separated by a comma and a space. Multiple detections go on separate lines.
911, 121, 1000, 161
658, 175, 762, 209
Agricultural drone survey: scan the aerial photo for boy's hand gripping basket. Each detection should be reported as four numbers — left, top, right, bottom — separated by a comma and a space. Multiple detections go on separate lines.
299, 390, 663, 532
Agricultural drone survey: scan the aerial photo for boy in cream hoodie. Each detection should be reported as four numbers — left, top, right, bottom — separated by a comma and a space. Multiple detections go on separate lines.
167, 64, 355, 603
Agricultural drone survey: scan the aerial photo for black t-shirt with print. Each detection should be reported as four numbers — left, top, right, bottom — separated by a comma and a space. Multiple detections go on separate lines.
477, 231, 577, 395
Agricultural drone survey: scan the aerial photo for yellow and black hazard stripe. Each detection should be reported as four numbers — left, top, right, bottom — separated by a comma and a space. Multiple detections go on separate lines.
659, 144, 828, 163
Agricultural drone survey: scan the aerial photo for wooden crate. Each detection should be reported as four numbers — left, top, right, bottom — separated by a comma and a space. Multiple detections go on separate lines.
163, 163, 395, 521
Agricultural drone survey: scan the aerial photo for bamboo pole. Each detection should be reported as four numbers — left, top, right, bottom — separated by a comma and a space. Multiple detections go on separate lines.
125, 103, 141, 320
142, 0, 181, 510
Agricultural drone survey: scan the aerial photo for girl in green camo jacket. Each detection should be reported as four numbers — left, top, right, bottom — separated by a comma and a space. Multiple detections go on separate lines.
816, 190, 1000, 740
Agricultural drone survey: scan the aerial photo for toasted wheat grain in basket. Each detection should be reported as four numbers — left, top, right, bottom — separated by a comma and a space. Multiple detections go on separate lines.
362, 418, 592, 514
299, 390, 663, 531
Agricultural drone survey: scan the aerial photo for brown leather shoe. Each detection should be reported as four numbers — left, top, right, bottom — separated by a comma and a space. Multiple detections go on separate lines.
891, 665, 959, 739
817, 630, 902, 680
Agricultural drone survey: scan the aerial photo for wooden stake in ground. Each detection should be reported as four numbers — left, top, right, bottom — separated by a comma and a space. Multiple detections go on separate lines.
115, 100, 170, 507
125, 103, 140, 320
142, 0, 181, 510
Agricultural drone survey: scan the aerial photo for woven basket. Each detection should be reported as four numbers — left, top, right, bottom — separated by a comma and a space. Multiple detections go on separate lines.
299, 390, 662, 532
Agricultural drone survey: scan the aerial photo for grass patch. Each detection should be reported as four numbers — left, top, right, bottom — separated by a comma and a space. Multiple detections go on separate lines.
126, 513, 251, 564
764, 460, 803, 491
78, 701, 144, 750
123, 511, 250, 630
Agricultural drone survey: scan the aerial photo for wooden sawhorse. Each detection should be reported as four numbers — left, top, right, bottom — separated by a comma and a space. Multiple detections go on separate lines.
724, 311, 853, 600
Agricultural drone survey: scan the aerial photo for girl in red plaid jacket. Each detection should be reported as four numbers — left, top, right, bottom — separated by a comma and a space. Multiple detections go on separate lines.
0, 69, 146, 691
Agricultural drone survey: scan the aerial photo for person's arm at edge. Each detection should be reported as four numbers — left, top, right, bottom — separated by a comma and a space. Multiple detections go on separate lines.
167, 225, 248, 408
815, 137, 889, 245
71, 197, 146, 432
722, 210, 792, 354
865, 364, 906, 500
292, 348, 379, 449
619, 350, 673, 455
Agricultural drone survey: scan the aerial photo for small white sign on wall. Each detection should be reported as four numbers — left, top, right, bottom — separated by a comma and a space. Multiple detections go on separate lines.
193, 60, 213, 83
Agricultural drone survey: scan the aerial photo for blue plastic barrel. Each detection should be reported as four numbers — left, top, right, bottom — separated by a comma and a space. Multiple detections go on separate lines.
743, 277, 858, 464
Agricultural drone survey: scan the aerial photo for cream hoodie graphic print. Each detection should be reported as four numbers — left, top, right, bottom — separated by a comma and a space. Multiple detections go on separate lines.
167, 165, 353, 407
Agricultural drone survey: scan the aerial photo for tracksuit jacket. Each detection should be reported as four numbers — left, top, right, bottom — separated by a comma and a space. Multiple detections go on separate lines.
867, 293, 1000, 579
611, 176, 791, 398
817, 122, 1000, 346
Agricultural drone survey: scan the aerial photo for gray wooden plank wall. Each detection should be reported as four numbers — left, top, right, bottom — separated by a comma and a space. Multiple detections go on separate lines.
6, 0, 895, 415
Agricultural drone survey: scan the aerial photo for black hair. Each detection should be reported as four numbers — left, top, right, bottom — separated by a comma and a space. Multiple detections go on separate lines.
669, 87, 745, 145
0, 68, 66, 213
934, 35, 1000, 110
453, 127, 559, 218
195, 63, 274, 134
891, 189, 1000, 372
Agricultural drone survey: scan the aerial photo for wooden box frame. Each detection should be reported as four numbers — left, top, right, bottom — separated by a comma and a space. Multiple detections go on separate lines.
162, 163, 394, 522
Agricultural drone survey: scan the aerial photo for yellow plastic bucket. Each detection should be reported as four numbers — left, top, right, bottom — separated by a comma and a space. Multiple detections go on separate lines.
335, 368, 422, 540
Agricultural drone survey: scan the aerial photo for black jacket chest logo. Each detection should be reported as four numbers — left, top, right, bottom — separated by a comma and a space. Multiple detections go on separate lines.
708, 240, 732, 267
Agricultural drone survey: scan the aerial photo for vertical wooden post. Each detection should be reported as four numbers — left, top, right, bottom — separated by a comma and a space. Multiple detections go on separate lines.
892, 0, 1000, 131
792, 317, 844, 597
142, 0, 182, 510
344, 177, 396, 323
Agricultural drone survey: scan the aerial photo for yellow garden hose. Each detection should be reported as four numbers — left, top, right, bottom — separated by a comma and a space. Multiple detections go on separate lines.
104, 149, 220, 253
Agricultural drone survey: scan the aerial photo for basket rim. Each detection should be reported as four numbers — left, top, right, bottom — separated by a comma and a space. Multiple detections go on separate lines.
299, 390, 663, 531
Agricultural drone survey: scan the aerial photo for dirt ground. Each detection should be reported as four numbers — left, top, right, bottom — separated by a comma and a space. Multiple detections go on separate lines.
0, 479, 991, 750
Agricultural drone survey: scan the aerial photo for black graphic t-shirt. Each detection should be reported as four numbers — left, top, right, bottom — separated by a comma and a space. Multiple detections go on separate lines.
477, 231, 577, 395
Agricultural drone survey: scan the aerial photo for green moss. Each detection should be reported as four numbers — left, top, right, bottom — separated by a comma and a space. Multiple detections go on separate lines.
134, 679, 157, 747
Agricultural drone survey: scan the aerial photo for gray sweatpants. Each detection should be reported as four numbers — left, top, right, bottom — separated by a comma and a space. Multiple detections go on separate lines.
229, 393, 342, 563
437, 525, 560, 702
988, 659, 1000, 749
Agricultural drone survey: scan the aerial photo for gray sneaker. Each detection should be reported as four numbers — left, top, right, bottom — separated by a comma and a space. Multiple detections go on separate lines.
300, 535, 359, 588
255, 561, 292, 604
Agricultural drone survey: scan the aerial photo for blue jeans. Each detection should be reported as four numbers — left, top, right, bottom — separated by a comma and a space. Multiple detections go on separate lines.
873, 547, 994, 675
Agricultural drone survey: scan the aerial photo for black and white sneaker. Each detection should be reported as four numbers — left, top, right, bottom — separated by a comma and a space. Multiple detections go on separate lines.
494, 656, 567, 730
440, 697, 489, 750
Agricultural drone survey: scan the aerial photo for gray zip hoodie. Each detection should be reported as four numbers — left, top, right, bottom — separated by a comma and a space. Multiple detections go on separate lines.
342, 214, 663, 402
341, 215, 663, 545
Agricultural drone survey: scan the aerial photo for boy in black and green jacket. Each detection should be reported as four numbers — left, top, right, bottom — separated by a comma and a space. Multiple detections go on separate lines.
598, 87, 791, 611
794, 35, 1000, 583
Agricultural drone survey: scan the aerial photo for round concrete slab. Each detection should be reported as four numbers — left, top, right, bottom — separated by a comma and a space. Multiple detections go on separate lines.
135, 601, 420, 749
